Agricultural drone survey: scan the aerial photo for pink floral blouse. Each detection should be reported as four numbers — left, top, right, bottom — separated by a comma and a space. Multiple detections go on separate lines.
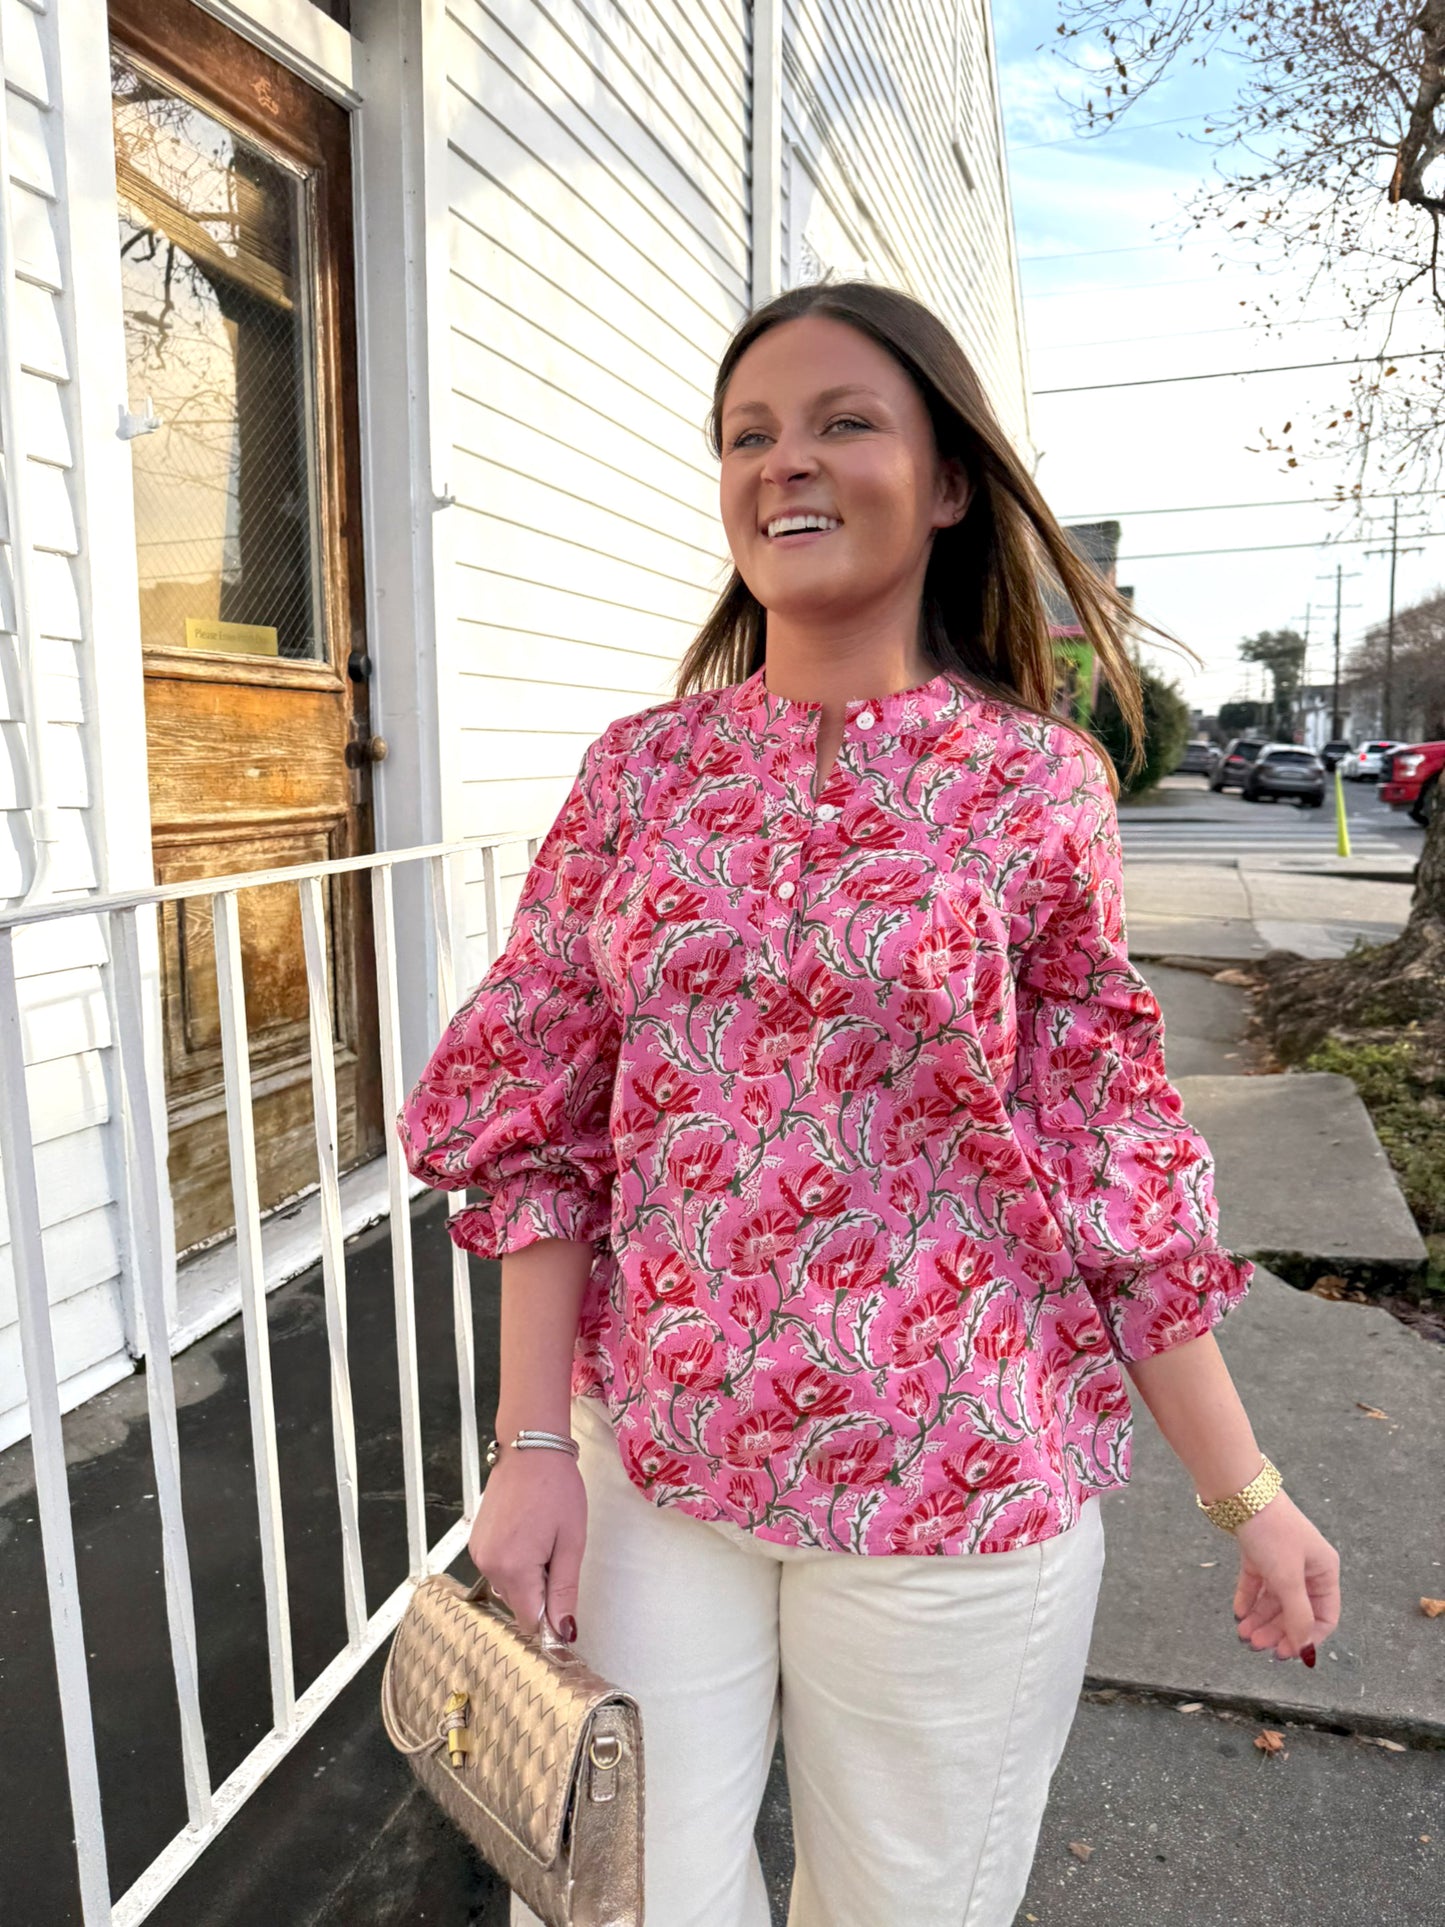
400, 667, 1252, 1556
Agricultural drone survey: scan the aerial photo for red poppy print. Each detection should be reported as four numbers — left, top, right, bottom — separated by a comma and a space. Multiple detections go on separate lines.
888, 1284, 968, 1366
654, 1334, 725, 1393
401, 667, 1251, 1557
888, 1488, 970, 1554
806, 1430, 894, 1486
632, 1066, 702, 1114
623, 1436, 693, 1489
810, 1233, 889, 1297
727, 1209, 801, 1277
774, 1364, 853, 1421
666, 1135, 734, 1195
779, 1161, 850, 1220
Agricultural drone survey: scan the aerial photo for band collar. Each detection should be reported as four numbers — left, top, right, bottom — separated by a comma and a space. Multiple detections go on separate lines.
729, 663, 965, 736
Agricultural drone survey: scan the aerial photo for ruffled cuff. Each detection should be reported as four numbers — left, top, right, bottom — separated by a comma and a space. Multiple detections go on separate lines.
445, 1177, 614, 1260
1095, 1249, 1255, 1365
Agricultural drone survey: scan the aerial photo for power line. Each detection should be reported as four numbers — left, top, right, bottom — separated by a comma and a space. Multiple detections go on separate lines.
1122, 530, 1445, 561
1034, 347, 1441, 395
1031, 313, 1377, 352
1010, 110, 1211, 151
1019, 241, 1184, 263
1060, 487, 1445, 520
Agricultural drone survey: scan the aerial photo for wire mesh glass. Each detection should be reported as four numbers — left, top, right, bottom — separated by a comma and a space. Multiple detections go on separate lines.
113, 51, 327, 664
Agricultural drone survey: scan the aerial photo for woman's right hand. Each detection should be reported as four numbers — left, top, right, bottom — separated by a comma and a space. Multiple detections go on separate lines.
468, 1448, 588, 1644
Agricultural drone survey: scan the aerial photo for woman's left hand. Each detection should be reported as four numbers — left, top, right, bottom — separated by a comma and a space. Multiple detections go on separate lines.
1232, 1491, 1341, 1664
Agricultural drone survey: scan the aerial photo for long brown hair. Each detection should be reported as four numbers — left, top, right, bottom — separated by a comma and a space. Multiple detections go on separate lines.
676, 281, 1171, 782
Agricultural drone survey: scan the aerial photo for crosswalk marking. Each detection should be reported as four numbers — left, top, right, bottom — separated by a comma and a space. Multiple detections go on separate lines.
1120, 819, 1411, 864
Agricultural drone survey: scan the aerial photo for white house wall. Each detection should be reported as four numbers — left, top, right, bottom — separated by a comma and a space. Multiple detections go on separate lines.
440, 0, 751, 983
782, 0, 1033, 452
0, 0, 134, 1448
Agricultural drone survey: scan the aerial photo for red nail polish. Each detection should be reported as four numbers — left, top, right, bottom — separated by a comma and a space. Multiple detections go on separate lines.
1301, 1643, 1316, 1668
560, 1615, 577, 1644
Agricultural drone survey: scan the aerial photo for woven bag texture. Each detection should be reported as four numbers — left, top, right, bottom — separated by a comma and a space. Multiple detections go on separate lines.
382, 1573, 643, 1925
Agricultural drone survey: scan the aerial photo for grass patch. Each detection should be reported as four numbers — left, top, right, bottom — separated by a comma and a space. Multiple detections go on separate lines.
1303, 1038, 1445, 1262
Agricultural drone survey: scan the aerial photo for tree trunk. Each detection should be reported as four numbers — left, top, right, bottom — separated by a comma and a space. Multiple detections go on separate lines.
1253, 788, 1445, 1065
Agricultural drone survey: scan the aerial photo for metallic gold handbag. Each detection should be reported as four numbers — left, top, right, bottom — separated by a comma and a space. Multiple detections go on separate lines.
381, 1572, 644, 1926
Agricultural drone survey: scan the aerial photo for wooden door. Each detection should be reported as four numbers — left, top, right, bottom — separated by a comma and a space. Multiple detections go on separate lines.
110, 0, 383, 1254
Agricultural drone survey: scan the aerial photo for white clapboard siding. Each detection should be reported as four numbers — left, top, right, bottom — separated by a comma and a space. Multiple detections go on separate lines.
0, 0, 122, 1435
782, 0, 1031, 448
442, 0, 748, 956
0, 1275, 130, 1454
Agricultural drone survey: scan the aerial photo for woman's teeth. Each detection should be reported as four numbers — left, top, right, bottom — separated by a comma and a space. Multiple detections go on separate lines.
766, 514, 841, 537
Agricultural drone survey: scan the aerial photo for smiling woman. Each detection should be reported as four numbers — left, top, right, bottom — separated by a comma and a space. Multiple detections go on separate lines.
684, 280, 1153, 778
400, 280, 1342, 1927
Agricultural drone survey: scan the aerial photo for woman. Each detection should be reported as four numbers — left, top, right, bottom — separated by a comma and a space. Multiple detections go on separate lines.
401, 282, 1341, 1927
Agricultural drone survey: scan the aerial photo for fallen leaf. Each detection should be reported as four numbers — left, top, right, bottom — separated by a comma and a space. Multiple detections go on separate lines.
1212, 968, 1255, 987
1355, 1403, 1391, 1420
1377, 1738, 1407, 1752
1420, 1598, 1445, 1618
1421, 1836, 1432, 1844
1199, 1560, 1218, 1568
1177, 1701, 1204, 1713
1068, 1840, 1094, 1861
1310, 1277, 1346, 1300
1254, 1729, 1286, 1753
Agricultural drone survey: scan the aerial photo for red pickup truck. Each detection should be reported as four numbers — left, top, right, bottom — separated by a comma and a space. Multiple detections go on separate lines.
1380, 741, 1445, 825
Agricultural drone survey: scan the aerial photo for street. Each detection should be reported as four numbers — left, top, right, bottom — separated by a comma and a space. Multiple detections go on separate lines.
1119, 772, 1425, 867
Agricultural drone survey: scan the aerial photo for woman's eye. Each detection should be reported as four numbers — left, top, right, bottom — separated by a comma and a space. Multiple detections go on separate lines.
729, 430, 769, 449
825, 415, 872, 434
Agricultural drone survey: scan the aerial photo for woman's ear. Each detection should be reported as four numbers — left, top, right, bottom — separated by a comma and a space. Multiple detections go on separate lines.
933, 457, 972, 530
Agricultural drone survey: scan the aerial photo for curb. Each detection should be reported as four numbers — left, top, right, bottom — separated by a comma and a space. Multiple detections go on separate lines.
1131, 952, 1260, 975
1081, 1675, 1445, 1752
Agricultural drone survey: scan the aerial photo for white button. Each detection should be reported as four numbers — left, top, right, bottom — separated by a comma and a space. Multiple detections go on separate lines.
777, 879, 796, 900
856, 710, 877, 730
816, 803, 839, 820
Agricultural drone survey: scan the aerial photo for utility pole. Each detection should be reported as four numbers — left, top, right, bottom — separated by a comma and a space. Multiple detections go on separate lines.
1365, 499, 1424, 739
1316, 566, 1362, 740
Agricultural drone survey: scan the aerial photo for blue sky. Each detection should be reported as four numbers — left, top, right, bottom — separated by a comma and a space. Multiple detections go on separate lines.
992, 1, 1444, 714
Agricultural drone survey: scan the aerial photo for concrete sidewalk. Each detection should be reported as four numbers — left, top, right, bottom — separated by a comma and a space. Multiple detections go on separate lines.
1125, 862, 1412, 965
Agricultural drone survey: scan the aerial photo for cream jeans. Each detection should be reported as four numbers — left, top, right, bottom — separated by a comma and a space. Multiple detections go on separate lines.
511, 1395, 1105, 1927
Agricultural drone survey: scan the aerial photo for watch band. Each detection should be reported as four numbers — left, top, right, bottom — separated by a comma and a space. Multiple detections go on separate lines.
1196, 1455, 1283, 1532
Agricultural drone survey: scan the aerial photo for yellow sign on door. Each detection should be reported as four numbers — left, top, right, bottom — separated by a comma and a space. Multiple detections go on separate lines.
184, 617, 280, 657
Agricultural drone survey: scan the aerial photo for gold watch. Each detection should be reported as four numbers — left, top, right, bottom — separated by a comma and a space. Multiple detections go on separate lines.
1195, 1455, 1284, 1532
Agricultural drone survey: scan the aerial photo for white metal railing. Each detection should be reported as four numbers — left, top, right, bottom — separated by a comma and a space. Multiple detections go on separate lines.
0, 834, 538, 1923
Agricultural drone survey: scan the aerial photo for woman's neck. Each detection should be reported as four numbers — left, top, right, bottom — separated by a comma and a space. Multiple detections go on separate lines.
760, 610, 934, 719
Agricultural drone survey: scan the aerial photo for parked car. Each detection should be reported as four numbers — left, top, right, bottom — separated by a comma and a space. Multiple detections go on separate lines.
1208, 737, 1268, 792
1342, 739, 1402, 781
1380, 740, 1445, 826
1241, 744, 1326, 806
1174, 740, 1220, 775
1319, 738, 1354, 771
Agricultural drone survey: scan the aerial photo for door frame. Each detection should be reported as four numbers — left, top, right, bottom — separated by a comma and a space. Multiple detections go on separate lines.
53, 0, 455, 1354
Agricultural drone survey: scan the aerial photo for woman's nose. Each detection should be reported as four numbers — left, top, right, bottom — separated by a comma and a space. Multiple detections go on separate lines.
760, 432, 817, 487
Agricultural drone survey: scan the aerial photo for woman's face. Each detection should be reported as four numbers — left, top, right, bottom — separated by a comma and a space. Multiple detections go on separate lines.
717, 315, 969, 630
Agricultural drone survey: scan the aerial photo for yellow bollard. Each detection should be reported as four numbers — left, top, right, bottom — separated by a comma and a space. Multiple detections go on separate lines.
1334, 763, 1352, 858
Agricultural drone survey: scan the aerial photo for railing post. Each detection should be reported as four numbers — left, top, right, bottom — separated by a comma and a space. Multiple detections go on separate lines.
109, 906, 213, 1826
213, 889, 295, 1730
427, 853, 480, 1517
481, 841, 502, 967
0, 929, 112, 1923
298, 878, 368, 1645
371, 863, 428, 1575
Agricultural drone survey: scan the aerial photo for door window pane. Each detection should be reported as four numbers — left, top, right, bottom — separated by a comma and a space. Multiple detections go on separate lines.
113, 52, 326, 663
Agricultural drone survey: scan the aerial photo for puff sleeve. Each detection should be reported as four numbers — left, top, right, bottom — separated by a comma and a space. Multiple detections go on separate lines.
1005, 741, 1253, 1364
398, 726, 625, 1258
